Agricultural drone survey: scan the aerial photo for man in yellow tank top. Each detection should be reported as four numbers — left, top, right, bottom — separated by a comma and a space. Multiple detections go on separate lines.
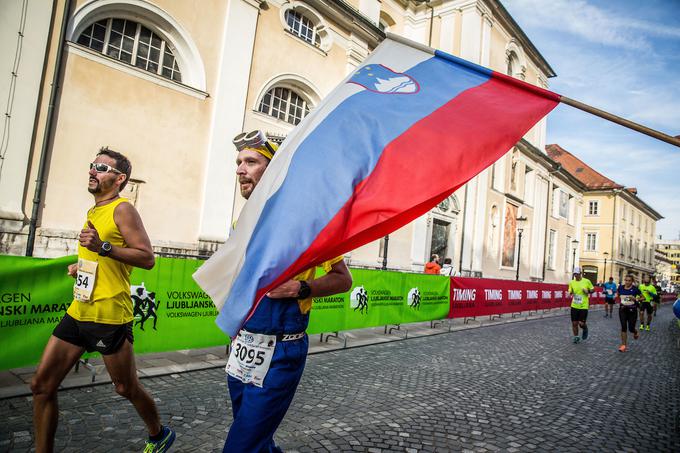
30, 148, 175, 453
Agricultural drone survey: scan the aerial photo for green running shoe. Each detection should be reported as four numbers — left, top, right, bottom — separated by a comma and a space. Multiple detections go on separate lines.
144, 426, 175, 453
645, 325, 650, 331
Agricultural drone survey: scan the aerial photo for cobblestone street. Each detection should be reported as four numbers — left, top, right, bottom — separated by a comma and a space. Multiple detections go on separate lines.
2, 307, 679, 452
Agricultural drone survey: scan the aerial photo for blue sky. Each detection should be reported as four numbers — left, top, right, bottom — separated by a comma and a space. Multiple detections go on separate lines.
503, 0, 680, 240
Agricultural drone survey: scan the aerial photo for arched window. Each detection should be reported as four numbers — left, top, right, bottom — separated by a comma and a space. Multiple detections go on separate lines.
258, 87, 311, 125
77, 18, 181, 82
506, 51, 519, 77
285, 10, 321, 46
280, 4, 331, 51
379, 11, 396, 33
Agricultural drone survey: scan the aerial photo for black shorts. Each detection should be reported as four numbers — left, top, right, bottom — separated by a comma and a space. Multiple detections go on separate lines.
605, 298, 616, 305
53, 313, 133, 355
619, 306, 637, 333
570, 308, 588, 322
639, 302, 653, 314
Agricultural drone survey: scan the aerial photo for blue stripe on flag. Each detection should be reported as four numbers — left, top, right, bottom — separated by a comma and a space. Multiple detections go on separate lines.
217, 54, 491, 335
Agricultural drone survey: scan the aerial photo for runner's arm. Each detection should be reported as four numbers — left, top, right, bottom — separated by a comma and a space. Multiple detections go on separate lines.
111, 202, 155, 269
267, 260, 352, 299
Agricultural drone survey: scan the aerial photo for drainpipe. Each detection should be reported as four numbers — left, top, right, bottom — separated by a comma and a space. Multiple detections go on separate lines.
26, 0, 72, 256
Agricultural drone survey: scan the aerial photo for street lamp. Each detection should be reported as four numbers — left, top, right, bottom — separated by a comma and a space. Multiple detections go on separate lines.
572, 239, 580, 273
381, 234, 389, 270
603, 251, 609, 283
515, 216, 527, 281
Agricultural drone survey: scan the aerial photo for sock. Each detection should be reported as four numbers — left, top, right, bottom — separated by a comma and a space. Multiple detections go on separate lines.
149, 426, 166, 442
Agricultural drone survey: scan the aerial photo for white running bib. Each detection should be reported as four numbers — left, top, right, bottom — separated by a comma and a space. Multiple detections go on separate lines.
572, 294, 583, 304
226, 331, 276, 388
620, 295, 635, 306
73, 259, 98, 302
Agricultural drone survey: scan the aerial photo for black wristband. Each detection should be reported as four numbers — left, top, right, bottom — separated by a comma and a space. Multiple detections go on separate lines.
296, 280, 311, 299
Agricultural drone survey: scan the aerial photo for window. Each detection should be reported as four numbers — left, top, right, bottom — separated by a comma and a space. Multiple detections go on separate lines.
285, 9, 321, 47
619, 234, 625, 257
507, 51, 519, 77
585, 233, 597, 252
588, 200, 599, 216
559, 191, 569, 218
565, 236, 571, 272
548, 230, 557, 270
77, 18, 181, 82
629, 237, 633, 259
258, 87, 311, 125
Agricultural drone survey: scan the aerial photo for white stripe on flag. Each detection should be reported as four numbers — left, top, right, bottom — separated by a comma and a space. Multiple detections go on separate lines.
192, 39, 431, 312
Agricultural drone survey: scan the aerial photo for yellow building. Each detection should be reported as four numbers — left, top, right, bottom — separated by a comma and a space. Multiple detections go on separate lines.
656, 240, 680, 288
547, 144, 662, 284
2, 0, 584, 285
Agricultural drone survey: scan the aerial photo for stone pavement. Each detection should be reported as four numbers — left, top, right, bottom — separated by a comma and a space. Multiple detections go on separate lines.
0, 307, 574, 399
1, 305, 679, 452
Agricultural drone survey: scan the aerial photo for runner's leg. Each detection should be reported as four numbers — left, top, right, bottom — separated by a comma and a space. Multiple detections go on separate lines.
103, 340, 162, 436
31, 336, 84, 453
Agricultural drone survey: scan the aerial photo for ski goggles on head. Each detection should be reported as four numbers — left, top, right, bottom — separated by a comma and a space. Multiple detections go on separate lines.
90, 162, 122, 174
232, 130, 277, 160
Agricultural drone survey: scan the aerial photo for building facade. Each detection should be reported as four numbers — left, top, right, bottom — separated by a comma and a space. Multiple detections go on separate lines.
547, 144, 662, 284
1, 0, 584, 283
655, 239, 680, 288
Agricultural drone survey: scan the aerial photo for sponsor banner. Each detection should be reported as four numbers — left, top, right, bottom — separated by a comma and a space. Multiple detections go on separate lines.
0, 256, 449, 370
0, 255, 227, 370
308, 269, 450, 334
449, 278, 572, 318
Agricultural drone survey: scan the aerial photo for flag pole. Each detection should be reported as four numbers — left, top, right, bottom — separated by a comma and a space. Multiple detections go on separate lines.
559, 96, 680, 148
384, 32, 680, 149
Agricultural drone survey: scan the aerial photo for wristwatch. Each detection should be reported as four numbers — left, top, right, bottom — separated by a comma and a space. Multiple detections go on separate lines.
98, 241, 112, 257
296, 280, 311, 299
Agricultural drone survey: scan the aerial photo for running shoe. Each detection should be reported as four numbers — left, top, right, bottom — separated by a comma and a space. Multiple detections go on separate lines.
572, 336, 580, 344
581, 325, 589, 341
618, 344, 627, 352
645, 325, 650, 331
633, 330, 639, 340
144, 426, 175, 453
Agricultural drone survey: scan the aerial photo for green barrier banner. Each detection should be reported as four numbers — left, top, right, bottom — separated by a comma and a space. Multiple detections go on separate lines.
1, 256, 449, 370
308, 269, 450, 334
0, 255, 77, 370
0, 255, 228, 370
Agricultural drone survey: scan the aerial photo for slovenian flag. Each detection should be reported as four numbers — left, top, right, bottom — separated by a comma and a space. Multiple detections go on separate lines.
193, 35, 560, 337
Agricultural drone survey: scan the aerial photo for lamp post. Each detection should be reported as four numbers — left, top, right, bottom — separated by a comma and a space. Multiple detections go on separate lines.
572, 239, 580, 273
515, 216, 527, 281
603, 251, 609, 283
381, 234, 389, 270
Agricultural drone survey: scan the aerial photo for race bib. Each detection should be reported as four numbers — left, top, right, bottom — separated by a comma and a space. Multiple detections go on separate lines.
606, 289, 613, 296
573, 294, 583, 304
73, 259, 98, 302
226, 331, 276, 388
620, 295, 635, 306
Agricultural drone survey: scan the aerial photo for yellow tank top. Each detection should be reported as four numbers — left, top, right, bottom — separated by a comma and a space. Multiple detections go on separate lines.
67, 198, 133, 324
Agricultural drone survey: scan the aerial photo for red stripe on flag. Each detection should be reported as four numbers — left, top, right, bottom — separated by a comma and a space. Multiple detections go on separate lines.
251, 77, 558, 311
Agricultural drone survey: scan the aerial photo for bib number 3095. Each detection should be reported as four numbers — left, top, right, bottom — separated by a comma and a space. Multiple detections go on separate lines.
225, 331, 275, 388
